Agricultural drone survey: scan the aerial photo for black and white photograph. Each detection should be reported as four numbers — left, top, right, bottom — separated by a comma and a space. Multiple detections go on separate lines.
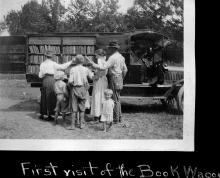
0, 0, 195, 151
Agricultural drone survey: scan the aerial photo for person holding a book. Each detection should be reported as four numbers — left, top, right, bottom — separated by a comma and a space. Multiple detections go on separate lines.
38, 50, 72, 120
87, 40, 128, 123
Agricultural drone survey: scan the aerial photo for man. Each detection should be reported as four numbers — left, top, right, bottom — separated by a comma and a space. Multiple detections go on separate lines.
88, 40, 128, 123
67, 55, 94, 130
38, 50, 72, 120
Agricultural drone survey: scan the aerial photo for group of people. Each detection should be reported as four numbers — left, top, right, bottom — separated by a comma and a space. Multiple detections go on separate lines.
38, 40, 128, 132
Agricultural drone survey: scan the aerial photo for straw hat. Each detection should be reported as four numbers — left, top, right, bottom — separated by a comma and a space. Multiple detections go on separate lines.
106, 40, 120, 49
45, 50, 55, 58
95, 49, 106, 56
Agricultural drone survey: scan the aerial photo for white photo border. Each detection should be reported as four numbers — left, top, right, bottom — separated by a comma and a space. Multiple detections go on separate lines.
0, 0, 195, 151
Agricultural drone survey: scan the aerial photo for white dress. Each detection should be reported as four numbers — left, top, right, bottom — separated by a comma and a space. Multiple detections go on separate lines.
100, 99, 115, 122
90, 57, 108, 117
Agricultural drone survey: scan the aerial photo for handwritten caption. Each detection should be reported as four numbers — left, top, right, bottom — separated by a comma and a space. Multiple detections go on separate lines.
20, 162, 220, 178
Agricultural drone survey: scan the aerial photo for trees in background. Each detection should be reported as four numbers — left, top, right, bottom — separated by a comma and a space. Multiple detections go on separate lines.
4, 10, 22, 35
125, 0, 183, 41
3, 0, 183, 42
4, 0, 66, 34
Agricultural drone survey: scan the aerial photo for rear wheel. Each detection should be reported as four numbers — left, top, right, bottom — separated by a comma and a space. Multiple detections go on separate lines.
176, 85, 184, 113
160, 97, 176, 109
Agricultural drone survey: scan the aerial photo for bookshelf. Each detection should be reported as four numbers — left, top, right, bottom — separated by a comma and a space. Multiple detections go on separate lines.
26, 35, 96, 78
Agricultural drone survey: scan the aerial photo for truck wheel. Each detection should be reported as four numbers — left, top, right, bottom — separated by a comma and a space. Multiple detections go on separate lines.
160, 97, 176, 109
176, 85, 184, 113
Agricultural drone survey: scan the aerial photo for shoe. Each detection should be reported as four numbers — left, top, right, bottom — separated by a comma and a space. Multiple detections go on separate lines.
66, 125, 75, 130
94, 117, 99, 122
79, 123, 85, 129
39, 115, 44, 119
45, 116, 53, 121
54, 118, 58, 125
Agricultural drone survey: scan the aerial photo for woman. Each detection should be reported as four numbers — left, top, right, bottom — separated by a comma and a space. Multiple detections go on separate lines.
38, 50, 72, 120
90, 49, 108, 121
88, 41, 128, 123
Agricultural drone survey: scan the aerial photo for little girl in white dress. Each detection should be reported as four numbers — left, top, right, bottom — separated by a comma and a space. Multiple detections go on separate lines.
100, 89, 115, 132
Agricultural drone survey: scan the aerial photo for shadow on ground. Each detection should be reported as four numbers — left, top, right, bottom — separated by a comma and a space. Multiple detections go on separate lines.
0, 99, 39, 112
0, 98, 182, 116
122, 103, 182, 115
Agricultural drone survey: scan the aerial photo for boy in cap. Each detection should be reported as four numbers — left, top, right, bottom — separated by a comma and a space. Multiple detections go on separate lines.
67, 54, 94, 129
54, 70, 69, 125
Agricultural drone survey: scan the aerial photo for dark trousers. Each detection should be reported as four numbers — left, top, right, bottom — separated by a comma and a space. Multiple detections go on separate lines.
40, 75, 56, 116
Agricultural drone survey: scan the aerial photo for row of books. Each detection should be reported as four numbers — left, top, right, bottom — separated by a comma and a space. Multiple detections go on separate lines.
29, 55, 59, 64
63, 46, 94, 54
28, 54, 94, 66
28, 45, 95, 55
27, 55, 94, 74
29, 45, 61, 54
27, 65, 40, 74
62, 55, 94, 63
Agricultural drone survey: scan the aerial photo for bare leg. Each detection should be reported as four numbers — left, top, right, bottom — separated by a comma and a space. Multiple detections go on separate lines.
103, 122, 107, 132
79, 111, 85, 129
54, 112, 59, 125
66, 112, 76, 130
107, 122, 112, 132
62, 113, 66, 120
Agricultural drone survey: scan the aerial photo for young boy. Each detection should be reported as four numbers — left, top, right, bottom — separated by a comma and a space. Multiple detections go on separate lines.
67, 55, 94, 130
54, 70, 69, 125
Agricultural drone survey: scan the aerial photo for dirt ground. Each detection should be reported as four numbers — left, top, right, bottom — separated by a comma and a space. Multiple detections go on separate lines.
0, 74, 183, 139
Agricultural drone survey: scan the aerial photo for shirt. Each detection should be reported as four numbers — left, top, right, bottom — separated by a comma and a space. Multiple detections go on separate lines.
94, 57, 108, 79
38, 59, 72, 78
68, 65, 94, 86
54, 80, 67, 95
102, 99, 114, 115
94, 52, 128, 77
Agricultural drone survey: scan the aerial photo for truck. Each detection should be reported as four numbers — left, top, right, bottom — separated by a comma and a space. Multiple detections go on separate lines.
1, 30, 184, 113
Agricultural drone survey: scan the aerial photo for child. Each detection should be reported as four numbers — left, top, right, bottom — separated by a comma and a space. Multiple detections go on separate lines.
100, 89, 114, 132
67, 54, 94, 130
54, 70, 69, 125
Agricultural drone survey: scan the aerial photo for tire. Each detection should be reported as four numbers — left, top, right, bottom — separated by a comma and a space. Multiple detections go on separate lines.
176, 85, 184, 113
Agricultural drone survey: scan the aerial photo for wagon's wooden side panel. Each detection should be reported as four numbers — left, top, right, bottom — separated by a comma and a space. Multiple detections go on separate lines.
0, 36, 26, 74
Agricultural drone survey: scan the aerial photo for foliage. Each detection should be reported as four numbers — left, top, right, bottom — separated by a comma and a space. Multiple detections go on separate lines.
4, 0, 66, 34
3, 0, 183, 42
0, 21, 7, 31
125, 0, 183, 40
5, 10, 22, 35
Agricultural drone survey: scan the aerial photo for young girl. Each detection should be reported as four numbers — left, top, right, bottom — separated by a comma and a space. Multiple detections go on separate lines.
90, 49, 108, 121
100, 89, 114, 132
54, 71, 69, 125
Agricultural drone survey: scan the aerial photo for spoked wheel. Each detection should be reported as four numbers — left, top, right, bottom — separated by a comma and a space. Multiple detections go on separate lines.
160, 97, 177, 109
176, 85, 184, 113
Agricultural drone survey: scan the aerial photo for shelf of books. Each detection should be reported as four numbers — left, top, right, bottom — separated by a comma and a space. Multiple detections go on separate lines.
62, 36, 96, 64
26, 35, 96, 83
27, 36, 62, 75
